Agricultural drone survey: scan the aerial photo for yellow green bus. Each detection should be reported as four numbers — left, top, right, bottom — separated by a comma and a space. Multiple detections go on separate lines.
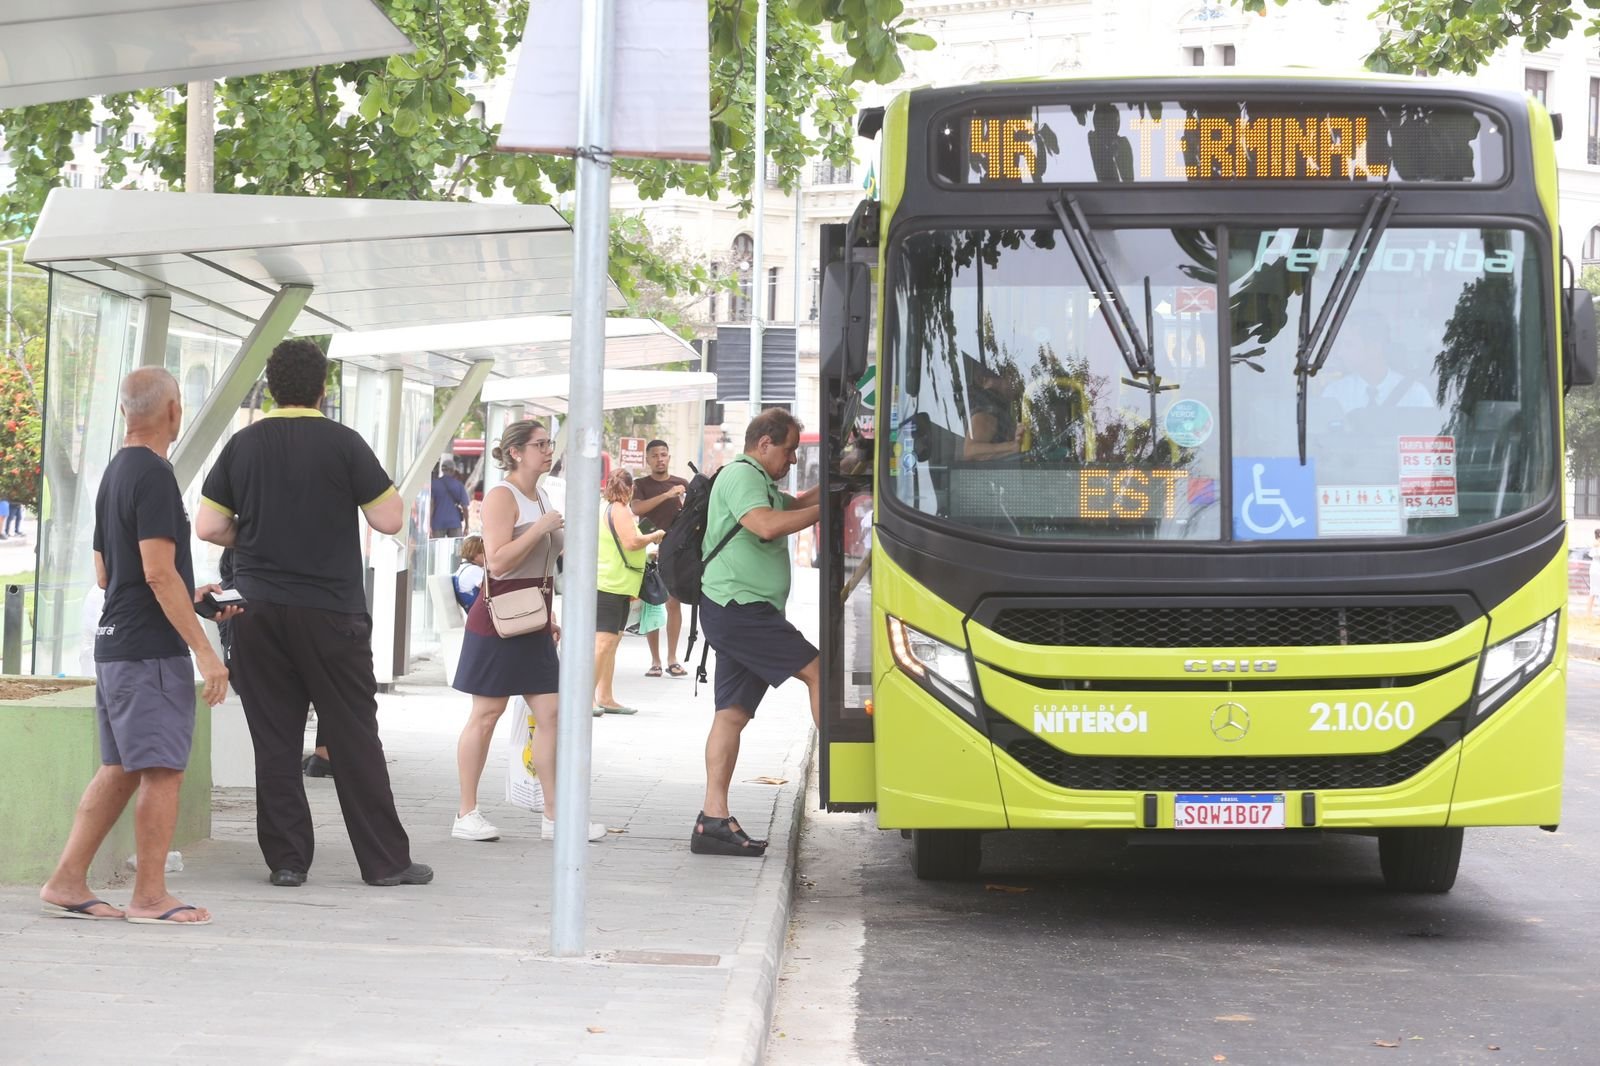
815, 75, 1598, 891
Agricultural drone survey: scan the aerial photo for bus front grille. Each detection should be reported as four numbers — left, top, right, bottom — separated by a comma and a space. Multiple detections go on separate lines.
1001, 734, 1451, 793
989, 605, 1463, 649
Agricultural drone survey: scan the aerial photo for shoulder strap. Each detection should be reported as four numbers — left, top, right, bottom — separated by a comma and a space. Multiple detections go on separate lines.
607, 504, 644, 573
702, 522, 743, 566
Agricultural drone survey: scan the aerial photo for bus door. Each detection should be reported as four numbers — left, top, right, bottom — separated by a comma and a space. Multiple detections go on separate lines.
818, 213, 879, 811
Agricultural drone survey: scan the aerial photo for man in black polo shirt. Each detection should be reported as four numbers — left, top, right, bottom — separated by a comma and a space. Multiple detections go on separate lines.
197, 339, 430, 888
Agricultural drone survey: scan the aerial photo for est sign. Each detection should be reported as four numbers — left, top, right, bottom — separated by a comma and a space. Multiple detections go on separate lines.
620, 436, 647, 470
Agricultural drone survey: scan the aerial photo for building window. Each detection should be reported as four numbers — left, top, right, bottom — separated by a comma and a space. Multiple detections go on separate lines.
708, 262, 720, 322
1584, 227, 1600, 264
767, 267, 780, 322
812, 159, 854, 185
1187, 47, 1205, 67
809, 268, 821, 322
765, 158, 781, 188
1576, 476, 1600, 519
1526, 68, 1549, 105
1216, 44, 1236, 66
1590, 78, 1599, 165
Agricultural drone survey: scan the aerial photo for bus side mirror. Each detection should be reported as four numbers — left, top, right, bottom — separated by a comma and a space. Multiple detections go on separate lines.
821, 261, 870, 384
1566, 286, 1598, 388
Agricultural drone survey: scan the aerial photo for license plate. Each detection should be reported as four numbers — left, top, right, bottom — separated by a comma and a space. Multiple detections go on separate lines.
1173, 792, 1286, 830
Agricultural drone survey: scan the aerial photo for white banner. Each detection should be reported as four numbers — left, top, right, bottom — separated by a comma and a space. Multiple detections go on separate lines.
497, 0, 711, 161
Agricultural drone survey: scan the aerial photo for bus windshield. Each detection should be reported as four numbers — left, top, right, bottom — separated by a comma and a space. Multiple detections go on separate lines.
885, 225, 1553, 541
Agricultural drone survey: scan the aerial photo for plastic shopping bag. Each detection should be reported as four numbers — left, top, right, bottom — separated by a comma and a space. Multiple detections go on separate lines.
637, 599, 667, 635
503, 696, 544, 811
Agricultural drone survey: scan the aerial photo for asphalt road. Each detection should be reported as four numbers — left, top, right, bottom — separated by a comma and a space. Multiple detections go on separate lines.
769, 659, 1600, 1066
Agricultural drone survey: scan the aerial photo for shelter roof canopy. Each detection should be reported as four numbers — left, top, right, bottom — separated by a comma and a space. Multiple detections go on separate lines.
25, 189, 624, 344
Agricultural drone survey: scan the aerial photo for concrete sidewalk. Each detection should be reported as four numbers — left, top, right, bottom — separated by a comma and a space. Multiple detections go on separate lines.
0, 610, 815, 1065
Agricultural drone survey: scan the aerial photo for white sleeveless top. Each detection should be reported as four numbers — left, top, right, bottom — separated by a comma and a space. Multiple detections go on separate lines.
489, 481, 563, 580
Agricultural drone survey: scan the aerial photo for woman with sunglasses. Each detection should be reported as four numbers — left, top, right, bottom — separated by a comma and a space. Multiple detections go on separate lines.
450, 420, 603, 844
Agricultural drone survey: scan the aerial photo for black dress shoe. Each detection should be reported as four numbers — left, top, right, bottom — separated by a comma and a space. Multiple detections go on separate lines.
302, 753, 334, 778
364, 862, 434, 887
269, 869, 307, 887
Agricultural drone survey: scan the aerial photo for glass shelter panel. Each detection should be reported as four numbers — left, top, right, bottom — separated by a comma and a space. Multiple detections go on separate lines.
37, 276, 142, 676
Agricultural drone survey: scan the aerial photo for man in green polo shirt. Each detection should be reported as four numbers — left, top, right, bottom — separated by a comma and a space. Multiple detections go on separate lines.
692, 407, 822, 858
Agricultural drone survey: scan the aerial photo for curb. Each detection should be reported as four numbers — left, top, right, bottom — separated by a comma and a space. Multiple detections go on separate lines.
708, 727, 815, 1066
1571, 640, 1600, 660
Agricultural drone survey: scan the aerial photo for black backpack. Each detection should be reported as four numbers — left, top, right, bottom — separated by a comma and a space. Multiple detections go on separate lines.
657, 461, 746, 685
658, 461, 742, 603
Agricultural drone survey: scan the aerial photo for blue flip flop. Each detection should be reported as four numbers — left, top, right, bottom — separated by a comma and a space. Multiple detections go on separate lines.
126, 905, 211, 926
41, 898, 122, 921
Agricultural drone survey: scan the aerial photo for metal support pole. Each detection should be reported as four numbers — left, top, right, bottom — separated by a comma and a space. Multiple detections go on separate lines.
792, 186, 804, 328
139, 295, 171, 368
170, 284, 311, 492
550, 0, 615, 958
749, 0, 768, 410
395, 360, 495, 504
186, 81, 215, 194
382, 368, 405, 477
2, 584, 23, 675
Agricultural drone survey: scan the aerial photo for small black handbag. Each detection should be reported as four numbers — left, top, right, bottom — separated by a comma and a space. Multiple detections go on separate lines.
609, 508, 669, 606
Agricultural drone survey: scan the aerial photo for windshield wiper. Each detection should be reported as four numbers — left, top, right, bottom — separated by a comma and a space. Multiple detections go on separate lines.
1291, 189, 1398, 464
1051, 192, 1174, 458
1052, 192, 1155, 379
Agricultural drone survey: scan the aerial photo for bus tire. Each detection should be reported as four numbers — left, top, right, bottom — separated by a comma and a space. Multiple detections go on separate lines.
910, 829, 981, 881
1378, 827, 1463, 893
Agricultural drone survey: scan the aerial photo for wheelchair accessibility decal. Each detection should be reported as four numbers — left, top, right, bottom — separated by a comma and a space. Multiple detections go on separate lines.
1233, 458, 1317, 541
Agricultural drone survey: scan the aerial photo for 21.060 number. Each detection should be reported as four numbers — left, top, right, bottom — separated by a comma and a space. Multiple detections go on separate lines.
1308, 700, 1416, 732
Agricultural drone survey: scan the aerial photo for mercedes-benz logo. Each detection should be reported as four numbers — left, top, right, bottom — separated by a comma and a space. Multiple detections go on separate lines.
1210, 702, 1250, 742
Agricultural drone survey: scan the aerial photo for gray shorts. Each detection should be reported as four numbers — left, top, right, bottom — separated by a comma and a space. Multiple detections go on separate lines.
94, 656, 196, 772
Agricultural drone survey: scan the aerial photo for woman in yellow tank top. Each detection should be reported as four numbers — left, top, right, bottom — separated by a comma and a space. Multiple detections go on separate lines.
595, 469, 664, 714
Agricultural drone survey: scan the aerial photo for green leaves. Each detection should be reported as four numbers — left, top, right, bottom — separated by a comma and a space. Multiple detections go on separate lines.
1236, 0, 1582, 76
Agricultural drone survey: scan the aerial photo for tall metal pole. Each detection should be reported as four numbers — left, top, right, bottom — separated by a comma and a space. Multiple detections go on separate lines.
791, 186, 804, 327
186, 80, 215, 193
748, 0, 768, 411
550, 0, 614, 959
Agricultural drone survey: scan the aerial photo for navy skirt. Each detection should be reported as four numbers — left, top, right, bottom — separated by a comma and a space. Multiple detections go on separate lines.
452, 580, 560, 697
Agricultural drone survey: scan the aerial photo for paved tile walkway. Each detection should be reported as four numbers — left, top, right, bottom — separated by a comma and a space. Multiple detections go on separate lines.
0, 600, 816, 1065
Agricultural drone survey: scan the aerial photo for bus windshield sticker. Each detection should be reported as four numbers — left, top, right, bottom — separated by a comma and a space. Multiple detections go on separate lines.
1233, 458, 1318, 540
1399, 436, 1458, 518
1164, 398, 1214, 448
1316, 485, 1403, 538
935, 100, 1506, 186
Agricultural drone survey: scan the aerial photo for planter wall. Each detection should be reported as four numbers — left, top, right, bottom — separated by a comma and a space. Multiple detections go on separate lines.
0, 679, 212, 885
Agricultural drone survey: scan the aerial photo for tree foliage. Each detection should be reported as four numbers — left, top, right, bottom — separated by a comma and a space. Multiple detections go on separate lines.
1238, 0, 1600, 75
0, 271, 47, 504
0, 0, 932, 301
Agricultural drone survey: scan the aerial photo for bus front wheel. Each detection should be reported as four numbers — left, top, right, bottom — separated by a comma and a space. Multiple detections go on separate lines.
910, 829, 981, 881
1378, 827, 1463, 893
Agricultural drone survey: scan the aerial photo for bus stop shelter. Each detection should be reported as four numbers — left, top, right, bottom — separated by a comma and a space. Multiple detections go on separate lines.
22, 186, 632, 678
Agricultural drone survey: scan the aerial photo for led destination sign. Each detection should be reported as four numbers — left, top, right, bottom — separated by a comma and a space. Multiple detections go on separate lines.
935, 100, 1505, 186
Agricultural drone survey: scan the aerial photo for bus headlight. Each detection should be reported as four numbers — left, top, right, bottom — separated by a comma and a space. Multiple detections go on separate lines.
888, 616, 979, 723
1476, 613, 1559, 717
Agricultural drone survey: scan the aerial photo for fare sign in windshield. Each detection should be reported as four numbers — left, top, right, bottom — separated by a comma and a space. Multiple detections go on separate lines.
933, 99, 1504, 186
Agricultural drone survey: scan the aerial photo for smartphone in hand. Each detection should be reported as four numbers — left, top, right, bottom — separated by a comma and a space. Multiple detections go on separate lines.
196, 588, 246, 619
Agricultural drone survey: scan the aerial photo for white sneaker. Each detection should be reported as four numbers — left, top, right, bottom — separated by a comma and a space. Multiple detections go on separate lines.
452, 808, 500, 841
541, 815, 606, 842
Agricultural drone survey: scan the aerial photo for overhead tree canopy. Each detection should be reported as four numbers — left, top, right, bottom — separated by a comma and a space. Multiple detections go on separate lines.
0, 0, 933, 302
1238, 0, 1600, 74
